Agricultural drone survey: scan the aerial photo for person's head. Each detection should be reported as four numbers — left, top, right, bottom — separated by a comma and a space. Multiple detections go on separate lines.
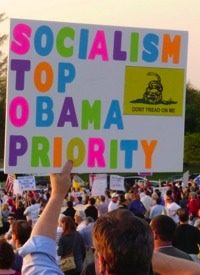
31, 198, 36, 205
189, 191, 197, 199
119, 194, 127, 205
18, 200, 25, 209
12, 220, 32, 248
151, 192, 161, 205
164, 195, 173, 205
131, 190, 140, 201
0, 238, 15, 269
2, 203, 9, 211
150, 215, 176, 247
177, 208, 189, 223
7, 214, 15, 225
74, 210, 86, 225
58, 214, 66, 227
61, 216, 76, 235
100, 195, 105, 202
67, 200, 74, 208
93, 209, 154, 275
89, 197, 96, 206
111, 192, 119, 203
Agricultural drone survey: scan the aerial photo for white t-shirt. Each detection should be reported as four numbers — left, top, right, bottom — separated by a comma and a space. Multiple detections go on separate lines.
108, 201, 119, 212
165, 202, 180, 223
24, 203, 40, 225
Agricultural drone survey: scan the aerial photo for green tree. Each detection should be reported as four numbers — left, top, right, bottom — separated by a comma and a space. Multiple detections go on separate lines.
185, 84, 200, 134
184, 133, 200, 166
0, 13, 7, 159
184, 85, 200, 166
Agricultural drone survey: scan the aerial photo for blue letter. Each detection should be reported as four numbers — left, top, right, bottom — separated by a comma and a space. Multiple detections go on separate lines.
120, 140, 138, 168
79, 29, 89, 59
58, 62, 76, 93
36, 96, 54, 126
104, 100, 124, 129
142, 33, 159, 62
34, 25, 54, 56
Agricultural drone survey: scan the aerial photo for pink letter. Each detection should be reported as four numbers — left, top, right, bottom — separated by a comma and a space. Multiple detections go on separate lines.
9, 96, 29, 127
87, 138, 106, 167
88, 30, 109, 61
11, 23, 32, 54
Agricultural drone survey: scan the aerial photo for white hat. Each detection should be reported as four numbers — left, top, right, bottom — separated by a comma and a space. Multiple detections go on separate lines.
111, 192, 119, 198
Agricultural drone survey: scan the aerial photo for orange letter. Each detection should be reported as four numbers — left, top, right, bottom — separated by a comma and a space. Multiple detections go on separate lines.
34, 62, 53, 92
53, 137, 62, 168
141, 140, 158, 169
162, 34, 181, 64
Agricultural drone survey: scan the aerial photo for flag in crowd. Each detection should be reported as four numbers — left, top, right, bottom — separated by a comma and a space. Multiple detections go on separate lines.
5, 174, 15, 193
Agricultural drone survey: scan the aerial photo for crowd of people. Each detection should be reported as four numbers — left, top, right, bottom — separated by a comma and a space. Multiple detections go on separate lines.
0, 162, 200, 274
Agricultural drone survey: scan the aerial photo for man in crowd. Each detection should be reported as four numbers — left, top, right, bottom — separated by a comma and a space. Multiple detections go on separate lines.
150, 215, 192, 261
173, 208, 200, 263
108, 193, 119, 212
23, 198, 40, 226
92, 209, 154, 275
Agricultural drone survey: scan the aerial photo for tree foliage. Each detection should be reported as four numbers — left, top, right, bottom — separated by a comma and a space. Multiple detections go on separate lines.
184, 84, 200, 166
184, 133, 200, 165
185, 84, 200, 134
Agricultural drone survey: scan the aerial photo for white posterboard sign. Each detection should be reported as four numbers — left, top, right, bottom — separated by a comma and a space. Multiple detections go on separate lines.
91, 174, 107, 197
182, 170, 189, 187
5, 18, 188, 174
17, 176, 36, 191
110, 175, 125, 191
13, 179, 23, 195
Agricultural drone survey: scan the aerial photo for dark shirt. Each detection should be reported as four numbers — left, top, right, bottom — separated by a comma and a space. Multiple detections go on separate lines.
128, 200, 146, 218
85, 206, 98, 221
63, 207, 76, 220
158, 246, 193, 261
12, 252, 23, 272
58, 231, 86, 273
15, 207, 26, 220
173, 223, 200, 254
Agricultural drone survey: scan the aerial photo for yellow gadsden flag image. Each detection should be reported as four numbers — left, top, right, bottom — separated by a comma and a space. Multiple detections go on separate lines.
123, 66, 185, 116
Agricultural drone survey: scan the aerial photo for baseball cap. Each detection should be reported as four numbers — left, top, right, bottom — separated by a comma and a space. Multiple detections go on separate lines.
111, 192, 119, 198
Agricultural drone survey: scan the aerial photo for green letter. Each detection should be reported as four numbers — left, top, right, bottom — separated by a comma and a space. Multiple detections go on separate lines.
31, 136, 50, 167
81, 100, 101, 129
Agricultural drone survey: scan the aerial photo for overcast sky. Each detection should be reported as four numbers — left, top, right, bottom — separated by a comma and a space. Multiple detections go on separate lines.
1, 0, 200, 89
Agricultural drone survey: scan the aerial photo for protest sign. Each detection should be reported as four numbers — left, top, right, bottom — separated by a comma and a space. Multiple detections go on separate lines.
90, 174, 108, 196
182, 170, 189, 187
17, 175, 36, 191
13, 179, 23, 195
110, 175, 125, 191
5, 19, 188, 173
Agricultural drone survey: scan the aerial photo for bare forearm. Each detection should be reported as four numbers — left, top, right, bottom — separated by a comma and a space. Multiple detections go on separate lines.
31, 161, 72, 240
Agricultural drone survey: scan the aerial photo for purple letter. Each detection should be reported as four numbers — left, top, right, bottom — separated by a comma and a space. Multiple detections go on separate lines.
11, 59, 31, 90
57, 97, 78, 127
113, 31, 127, 60
9, 135, 28, 166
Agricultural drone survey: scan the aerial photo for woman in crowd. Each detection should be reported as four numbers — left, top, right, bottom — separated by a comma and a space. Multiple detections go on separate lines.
58, 215, 86, 275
